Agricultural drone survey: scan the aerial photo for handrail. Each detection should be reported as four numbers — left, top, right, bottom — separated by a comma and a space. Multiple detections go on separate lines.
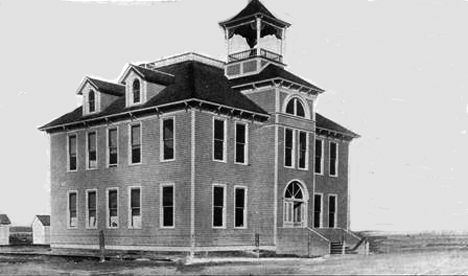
228, 48, 283, 63
306, 227, 330, 243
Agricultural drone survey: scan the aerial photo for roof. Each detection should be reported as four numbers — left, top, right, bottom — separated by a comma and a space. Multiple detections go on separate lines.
316, 113, 360, 139
39, 60, 270, 131
230, 64, 325, 93
128, 65, 175, 86
0, 214, 11, 225
10, 226, 32, 233
87, 77, 125, 97
35, 215, 50, 226
219, 0, 290, 28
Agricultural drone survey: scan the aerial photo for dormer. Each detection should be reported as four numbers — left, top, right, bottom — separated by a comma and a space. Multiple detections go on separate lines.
219, 0, 290, 79
76, 77, 125, 116
119, 64, 175, 108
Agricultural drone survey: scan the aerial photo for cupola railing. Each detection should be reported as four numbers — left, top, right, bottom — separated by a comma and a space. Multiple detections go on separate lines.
228, 48, 283, 63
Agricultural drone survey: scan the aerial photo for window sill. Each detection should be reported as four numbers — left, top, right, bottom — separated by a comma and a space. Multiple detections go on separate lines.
234, 162, 249, 166
160, 158, 176, 163
212, 159, 227, 163
160, 226, 175, 229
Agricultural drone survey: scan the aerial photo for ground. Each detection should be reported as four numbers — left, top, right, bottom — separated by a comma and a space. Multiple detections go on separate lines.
2, 231, 468, 275
2, 251, 468, 275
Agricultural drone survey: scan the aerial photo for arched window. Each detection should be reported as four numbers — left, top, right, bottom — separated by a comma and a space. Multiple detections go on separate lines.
88, 90, 96, 113
285, 98, 306, 117
132, 79, 141, 104
283, 181, 306, 227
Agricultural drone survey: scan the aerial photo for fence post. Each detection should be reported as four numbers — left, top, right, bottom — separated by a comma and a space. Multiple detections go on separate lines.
99, 230, 105, 262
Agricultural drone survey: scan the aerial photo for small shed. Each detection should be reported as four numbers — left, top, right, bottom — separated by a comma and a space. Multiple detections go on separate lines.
0, 214, 11, 245
32, 215, 50, 245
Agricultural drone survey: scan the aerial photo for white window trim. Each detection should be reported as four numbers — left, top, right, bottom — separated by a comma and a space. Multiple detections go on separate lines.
67, 190, 78, 229
314, 193, 323, 228
314, 137, 324, 175
84, 89, 100, 115
282, 94, 310, 119
107, 126, 119, 168
212, 183, 227, 229
234, 122, 249, 165
85, 189, 98, 229
128, 122, 142, 165
233, 185, 248, 229
128, 186, 143, 229
86, 130, 98, 170
106, 187, 119, 229
160, 116, 176, 162
329, 141, 339, 177
128, 77, 144, 107
328, 194, 338, 228
160, 183, 175, 229
212, 117, 227, 163
284, 128, 296, 168
297, 130, 309, 170
67, 132, 78, 172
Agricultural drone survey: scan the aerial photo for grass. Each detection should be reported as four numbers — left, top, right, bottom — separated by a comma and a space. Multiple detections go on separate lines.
2, 231, 468, 275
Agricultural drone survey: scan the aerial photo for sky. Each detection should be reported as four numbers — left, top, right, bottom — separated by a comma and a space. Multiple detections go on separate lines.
0, 0, 467, 231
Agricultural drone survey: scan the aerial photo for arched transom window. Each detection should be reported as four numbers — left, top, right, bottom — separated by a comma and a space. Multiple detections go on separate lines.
132, 79, 141, 104
88, 89, 96, 113
283, 181, 306, 227
285, 98, 306, 117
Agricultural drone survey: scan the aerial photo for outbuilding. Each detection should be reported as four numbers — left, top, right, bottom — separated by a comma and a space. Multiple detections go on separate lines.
0, 214, 11, 245
32, 215, 50, 245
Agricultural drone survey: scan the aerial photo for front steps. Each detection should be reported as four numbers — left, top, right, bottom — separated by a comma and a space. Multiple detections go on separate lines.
330, 241, 357, 255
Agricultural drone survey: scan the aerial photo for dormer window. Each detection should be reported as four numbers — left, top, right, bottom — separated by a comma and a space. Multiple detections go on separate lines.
285, 98, 306, 117
132, 79, 141, 104
88, 90, 96, 113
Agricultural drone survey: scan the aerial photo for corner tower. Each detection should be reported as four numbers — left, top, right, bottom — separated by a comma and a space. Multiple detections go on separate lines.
219, 0, 290, 79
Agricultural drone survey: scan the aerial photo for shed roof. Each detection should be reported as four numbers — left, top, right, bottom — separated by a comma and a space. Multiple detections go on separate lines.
0, 214, 11, 225
35, 215, 50, 226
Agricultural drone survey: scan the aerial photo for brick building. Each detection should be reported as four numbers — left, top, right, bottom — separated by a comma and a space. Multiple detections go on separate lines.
39, 0, 361, 256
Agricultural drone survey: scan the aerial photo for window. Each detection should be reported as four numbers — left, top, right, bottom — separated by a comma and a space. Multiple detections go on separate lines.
284, 128, 294, 167
129, 187, 141, 229
68, 191, 77, 228
212, 185, 226, 228
108, 128, 118, 166
161, 184, 174, 228
298, 131, 308, 169
235, 123, 248, 164
234, 187, 247, 228
328, 195, 337, 228
313, 194, 322, 228
329, 142, 338, 176
213, 119, 226, 162
132, 79, 141, 104
87, 131, 97, 169
130, 124, 141, 164
107, 189, 119, 228
285, 98, 305, 117
68, 134, 77, 171
283, 181, 305, 227
315, 138, 323, 174
161, 118, 175, 161
86, 190, 97, 229
88, 89, 96, 113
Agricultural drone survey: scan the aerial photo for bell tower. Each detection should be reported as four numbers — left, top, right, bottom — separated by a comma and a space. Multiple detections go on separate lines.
219, 0, 290, 79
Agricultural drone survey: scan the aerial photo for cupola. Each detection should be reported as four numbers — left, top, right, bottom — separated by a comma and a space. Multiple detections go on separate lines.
219, 0, 290, 79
